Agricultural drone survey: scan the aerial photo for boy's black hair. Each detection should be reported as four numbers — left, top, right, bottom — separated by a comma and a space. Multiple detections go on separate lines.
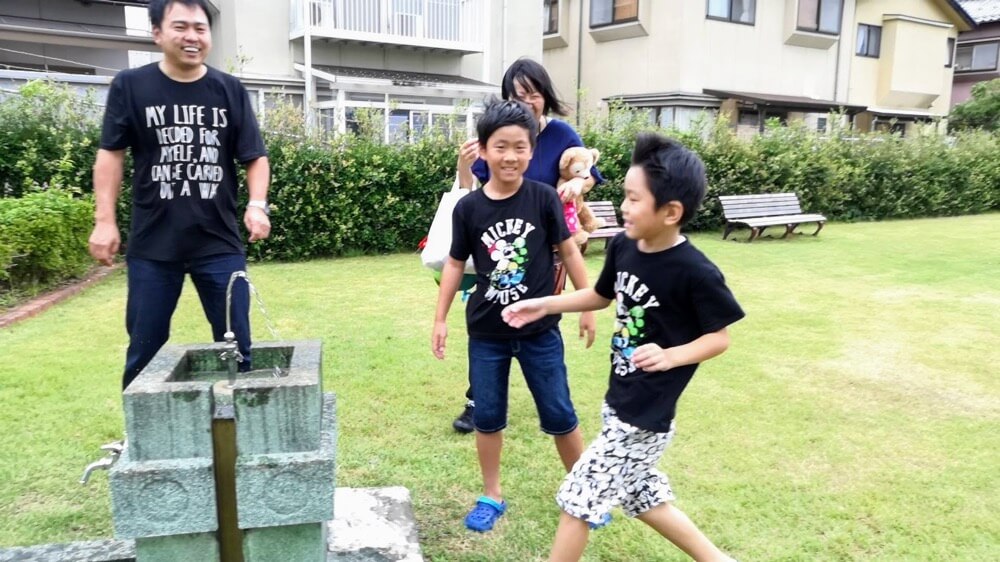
476, 97, 538, 149
149, 0, 214, 28
500, 58, 570, 117
631, 132, 707, 225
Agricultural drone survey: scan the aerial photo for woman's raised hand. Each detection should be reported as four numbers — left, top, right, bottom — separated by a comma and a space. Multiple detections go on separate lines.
458, 138, 479, 170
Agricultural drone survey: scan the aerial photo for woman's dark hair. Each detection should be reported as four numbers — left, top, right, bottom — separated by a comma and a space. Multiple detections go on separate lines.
476, 97, 538, 149
500, 58, 570, 117
149, 0, 214, 28
631, 133, 707, 225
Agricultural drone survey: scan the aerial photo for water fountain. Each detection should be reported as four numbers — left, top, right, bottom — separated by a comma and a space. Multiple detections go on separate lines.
0, 271, 423, 562
86, 271, 335, 561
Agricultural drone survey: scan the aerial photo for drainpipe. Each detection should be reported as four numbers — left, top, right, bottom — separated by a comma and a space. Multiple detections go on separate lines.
832, 33, 841, 103
303, 0, 314, 131
501, 0, 508, 73
575, 0, 584, 126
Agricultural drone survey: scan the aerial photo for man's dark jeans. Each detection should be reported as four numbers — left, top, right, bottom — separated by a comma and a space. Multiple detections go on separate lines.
123, 254, 250, 389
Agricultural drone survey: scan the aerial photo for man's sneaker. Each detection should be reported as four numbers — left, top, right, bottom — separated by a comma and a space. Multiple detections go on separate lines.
452, 403, 474, 433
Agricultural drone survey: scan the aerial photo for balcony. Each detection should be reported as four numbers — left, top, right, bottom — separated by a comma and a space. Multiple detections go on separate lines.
290, 0, 483, 53
875, 15, 950, 108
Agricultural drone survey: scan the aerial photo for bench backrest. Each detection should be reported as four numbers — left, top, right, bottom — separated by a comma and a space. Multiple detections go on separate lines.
585, 200, 621, 227
719, 193, 803, 219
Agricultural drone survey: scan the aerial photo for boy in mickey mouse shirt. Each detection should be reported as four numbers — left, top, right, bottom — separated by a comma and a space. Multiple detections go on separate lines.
432, 98, 592, 533
504, 133, 744, 561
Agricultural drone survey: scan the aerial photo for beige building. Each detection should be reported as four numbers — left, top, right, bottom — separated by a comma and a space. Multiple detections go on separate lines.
0, 0, 158, 101
211, 0, 541, 138
543, 0, 974, 135
0, 1, 541, 140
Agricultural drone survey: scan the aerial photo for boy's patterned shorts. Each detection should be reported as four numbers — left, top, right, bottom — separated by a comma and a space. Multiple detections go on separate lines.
556, 402, 676, 526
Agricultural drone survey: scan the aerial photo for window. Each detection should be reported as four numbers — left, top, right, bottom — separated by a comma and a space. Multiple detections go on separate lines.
955, 42, 1000, 72
393, 0, 423, 37
797, 0, 842, 35
707, 0, 755, 25
591, 0, 638, 27
816, 116, 828, 133
433, 113, 468, 141
738, 110, 788, 127
544, 0, 559, 34
875, 121, 906, 137
856, 24, 881, 58
946, 38, 955, 68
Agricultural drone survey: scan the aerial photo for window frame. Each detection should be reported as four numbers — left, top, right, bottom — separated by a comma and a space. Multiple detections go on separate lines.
737, 109, 788, 127
955, 41, 1000, 73
796, 0, 843, 36
855, 23, 881, 58
590, 0, 640, 29
543, 0, 559, 35
706, 0, 756, 26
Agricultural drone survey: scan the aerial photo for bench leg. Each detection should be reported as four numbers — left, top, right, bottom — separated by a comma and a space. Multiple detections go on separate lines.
748, 227, 761, 242
723, 223, 736, 240
782, 224, 795, 239
812, 221, 825, 236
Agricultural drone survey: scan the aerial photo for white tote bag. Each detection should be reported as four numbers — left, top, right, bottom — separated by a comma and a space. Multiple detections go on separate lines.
421, 178, 476, 274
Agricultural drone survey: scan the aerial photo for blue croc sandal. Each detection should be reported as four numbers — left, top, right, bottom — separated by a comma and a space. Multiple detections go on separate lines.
464, 496, 506, 532
588, 513, 612, 530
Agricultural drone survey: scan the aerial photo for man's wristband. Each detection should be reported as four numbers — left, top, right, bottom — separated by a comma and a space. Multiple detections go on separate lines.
247, 200, 270, 215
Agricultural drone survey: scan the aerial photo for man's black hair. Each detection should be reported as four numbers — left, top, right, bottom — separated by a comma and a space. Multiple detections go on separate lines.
476, 97, 538, 149
500, 57, 570, 117
149, 0, 214, 28
630, 133, 707, 225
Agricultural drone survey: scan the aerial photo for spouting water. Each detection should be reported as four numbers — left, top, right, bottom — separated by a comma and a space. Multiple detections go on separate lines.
222, 270, 285, 387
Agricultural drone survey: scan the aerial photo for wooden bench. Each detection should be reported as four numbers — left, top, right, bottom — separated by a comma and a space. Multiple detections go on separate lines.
581, 200, 625, 253
719, 193, 826, 242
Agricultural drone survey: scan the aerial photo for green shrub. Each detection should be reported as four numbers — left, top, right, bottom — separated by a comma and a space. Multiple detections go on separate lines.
0, 190, 94, 293
0, 81, 101, 198
249, 122, 457, 261
0, 83, 996, 265
949, 78, 1000, 132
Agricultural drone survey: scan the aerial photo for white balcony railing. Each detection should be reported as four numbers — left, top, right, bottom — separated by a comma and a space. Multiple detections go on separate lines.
290, 0, 482, 52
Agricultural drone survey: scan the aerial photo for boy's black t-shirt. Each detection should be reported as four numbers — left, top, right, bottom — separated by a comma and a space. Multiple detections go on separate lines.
594, 234, 745, 432
100, 63, 267, 261
450, 179, 570, 339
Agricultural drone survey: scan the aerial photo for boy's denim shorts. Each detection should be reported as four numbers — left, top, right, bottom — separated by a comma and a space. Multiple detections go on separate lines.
467, 327, 579, 435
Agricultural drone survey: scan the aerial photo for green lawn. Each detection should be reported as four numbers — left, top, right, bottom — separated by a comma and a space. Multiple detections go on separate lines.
1, 215, 998, 561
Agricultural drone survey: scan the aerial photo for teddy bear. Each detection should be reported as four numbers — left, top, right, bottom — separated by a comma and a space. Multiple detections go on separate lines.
557, 146, 605, 246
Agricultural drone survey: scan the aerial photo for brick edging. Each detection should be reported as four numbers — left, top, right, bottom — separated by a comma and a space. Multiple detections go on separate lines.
0, 265, 120, 329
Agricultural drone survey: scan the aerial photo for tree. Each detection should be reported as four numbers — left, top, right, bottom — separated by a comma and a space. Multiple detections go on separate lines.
949, 78, 1000, 132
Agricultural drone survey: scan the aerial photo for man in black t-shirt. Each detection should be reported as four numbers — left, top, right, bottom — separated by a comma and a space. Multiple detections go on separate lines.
88, 0, 270, 390
504, 133, 743, 561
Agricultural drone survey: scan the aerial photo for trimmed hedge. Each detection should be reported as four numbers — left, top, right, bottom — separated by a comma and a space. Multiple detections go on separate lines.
582, 112, 1000, 232
250, 133, 456, 261
1, 82, 998, 270
0, 81, 100, 198
0, 190, 94, 293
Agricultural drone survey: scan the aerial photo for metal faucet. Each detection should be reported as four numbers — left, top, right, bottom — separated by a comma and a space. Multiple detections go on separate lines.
220, 330, 244, 387
221, 271, 249, 387
80, 441, 124, 485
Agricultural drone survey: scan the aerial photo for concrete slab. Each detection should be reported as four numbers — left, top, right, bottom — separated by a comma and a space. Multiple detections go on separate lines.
328, 487, 423, 562
0, 487, 423, 562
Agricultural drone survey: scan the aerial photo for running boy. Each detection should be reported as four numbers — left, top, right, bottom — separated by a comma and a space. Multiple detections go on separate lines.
432, 99, 589, 533
503, 133, 744, 561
